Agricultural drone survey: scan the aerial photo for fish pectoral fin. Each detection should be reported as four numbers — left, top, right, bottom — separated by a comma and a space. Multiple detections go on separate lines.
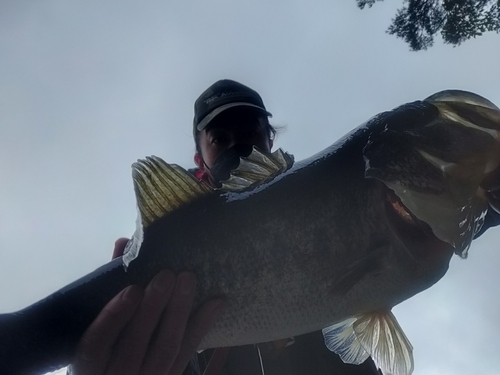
331, 242, 391, 295
221, 147, 294, 191
323, 311, 414, 375
132, 156, 213, 227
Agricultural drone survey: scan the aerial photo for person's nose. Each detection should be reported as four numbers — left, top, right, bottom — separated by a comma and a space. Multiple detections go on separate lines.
226, 137, 240, 151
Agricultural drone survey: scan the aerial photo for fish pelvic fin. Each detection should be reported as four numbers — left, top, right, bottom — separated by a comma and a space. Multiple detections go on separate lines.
323, 311, 414, 375
322, 317, 370, 365
220, 147, 294, 191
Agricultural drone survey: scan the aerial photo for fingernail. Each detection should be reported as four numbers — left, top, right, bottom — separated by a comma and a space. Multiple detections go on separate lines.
122, 285, 142, 303
178, 272, 196, 295
153, 270, 174, 292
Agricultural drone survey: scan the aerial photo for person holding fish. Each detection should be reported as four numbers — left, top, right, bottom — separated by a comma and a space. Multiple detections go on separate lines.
69, 80, 383, 375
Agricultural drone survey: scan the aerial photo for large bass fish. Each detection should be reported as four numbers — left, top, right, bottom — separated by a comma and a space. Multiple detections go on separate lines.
1, 90, 499, 375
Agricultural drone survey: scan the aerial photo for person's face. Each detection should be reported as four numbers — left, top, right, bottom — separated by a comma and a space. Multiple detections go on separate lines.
194, 111, 273, 185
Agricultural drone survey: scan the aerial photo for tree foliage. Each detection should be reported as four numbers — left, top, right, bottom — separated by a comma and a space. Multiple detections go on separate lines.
357, 0, 500, 50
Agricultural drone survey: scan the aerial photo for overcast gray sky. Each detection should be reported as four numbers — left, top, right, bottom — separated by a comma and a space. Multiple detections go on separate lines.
1, 1, 499, 374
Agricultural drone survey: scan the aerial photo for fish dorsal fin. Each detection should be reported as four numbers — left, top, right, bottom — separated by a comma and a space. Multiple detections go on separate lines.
323, 311, 414, 375
132, 156, 213, 227
221, 147, 294, 191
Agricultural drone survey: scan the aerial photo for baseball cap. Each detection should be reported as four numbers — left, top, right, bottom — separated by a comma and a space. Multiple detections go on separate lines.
193, 79, 272, 135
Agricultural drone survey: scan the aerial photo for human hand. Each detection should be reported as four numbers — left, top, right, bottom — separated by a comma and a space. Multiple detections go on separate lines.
112, 237, 130, 259
69, 241, 225, 375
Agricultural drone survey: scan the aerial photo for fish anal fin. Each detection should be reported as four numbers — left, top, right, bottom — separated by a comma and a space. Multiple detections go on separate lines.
324, 311, 414, 375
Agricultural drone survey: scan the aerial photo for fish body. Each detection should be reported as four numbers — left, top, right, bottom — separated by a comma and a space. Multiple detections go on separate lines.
134, 108, 452, 347
1, 91, 499, 375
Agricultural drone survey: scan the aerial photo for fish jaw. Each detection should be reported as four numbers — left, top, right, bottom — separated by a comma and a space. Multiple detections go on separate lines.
384, 188, 454, 275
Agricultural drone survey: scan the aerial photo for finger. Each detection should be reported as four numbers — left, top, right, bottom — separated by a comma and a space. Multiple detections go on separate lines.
169, 299, 227, 375
72, 286, 143, 375
106, 270, 176, 375
113, 237, 130, 259
140, 272, 197, 375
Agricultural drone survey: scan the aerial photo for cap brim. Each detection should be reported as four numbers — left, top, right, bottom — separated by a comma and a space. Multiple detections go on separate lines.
196, 102, 272, 131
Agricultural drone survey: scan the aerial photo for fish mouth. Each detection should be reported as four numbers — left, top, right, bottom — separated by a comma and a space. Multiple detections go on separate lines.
364, 90, 500, 257
384, 188, 453, 261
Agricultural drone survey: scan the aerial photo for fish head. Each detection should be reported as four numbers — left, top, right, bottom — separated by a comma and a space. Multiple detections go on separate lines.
364, 90, 500, 258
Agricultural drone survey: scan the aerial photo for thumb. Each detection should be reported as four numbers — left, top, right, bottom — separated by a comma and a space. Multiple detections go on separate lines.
112, 237, 130, 259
